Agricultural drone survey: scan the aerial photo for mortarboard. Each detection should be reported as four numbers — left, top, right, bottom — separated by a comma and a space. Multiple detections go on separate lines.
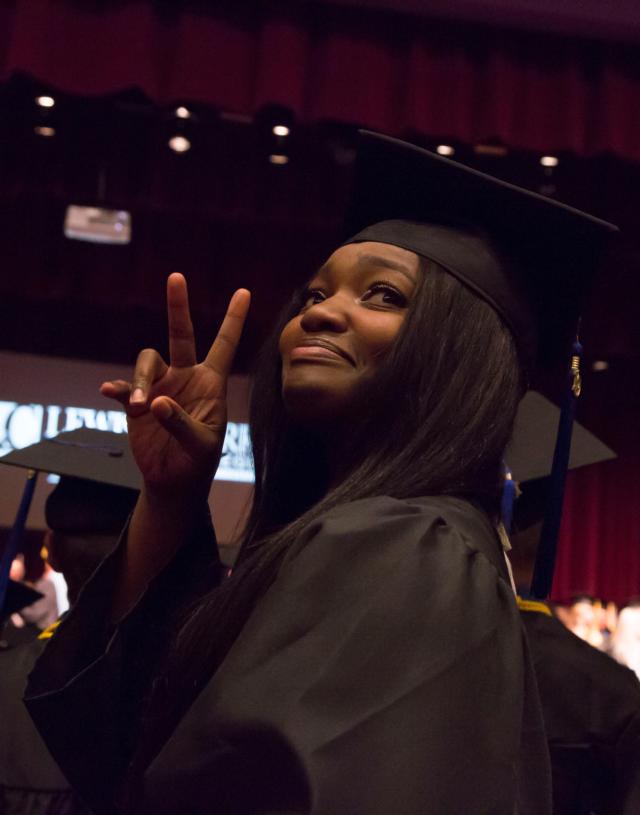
1, 428, 141, 491
343, 130, 618, 370
506, 391, 615, 484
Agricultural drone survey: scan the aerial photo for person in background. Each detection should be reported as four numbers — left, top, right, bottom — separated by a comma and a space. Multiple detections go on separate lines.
510, 474, 640, 815
566, 594, 606, 650
4, 552, 58, 647
0, 429, 139, 815
611, 600, 640, 681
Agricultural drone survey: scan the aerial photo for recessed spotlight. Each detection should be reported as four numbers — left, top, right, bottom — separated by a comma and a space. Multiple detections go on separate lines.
592, 360, 609, 372
34, 126, 56, 137
436, 144, 455, 157
168, 135, 191, 153
175, 106, 191, 119
269, 154, 289, 165
540, 155, 559, 168
36, 95, 55, 108
273, 124, 290, 137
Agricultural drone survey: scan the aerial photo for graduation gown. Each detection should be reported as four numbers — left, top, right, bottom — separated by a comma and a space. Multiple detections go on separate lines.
520, 604, 640, 814
0, 629, 90, 815
25, 495, 551, 814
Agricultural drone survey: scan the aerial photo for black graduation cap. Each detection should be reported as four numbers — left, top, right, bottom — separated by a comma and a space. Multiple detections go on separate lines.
343, 130, 619, 370
1, 579, 43, 621
0, 428, 141, 491
506, 391, 615, 484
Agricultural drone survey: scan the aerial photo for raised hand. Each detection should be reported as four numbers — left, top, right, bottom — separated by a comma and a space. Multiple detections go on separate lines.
100, 273, 250, 499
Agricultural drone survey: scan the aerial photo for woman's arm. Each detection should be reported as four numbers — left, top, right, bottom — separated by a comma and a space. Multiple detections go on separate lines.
100, 274, 250, 618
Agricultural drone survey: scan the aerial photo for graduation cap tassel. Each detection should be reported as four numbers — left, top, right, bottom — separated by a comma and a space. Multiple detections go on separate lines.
500, 464, 516, 535
530, 338, 583, 599
0, 469, 38, 613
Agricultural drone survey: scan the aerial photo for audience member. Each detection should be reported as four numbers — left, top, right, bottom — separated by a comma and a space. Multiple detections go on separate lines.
0, 429, 139, 815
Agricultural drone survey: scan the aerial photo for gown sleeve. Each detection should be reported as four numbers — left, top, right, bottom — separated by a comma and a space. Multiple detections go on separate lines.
24, 506, 222, 815
139, 496, 549, 815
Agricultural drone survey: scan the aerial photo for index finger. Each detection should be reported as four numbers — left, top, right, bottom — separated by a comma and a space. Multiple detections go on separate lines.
167, 272, 197, 368
203, 289, 251, 377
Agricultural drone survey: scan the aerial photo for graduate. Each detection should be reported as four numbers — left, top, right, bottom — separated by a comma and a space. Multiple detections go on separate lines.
0, 429, 139, 815
25, 132, 618, 814
507, 418, 640, 815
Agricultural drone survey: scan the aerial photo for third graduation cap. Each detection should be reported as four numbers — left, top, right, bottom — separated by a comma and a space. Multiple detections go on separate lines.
343, 131, 619, 369
0, 428, 141, 491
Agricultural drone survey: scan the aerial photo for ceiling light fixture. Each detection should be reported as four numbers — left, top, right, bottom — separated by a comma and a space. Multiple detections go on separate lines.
436, 144, 455, 157
273, 124, 290, 137
36, 95, 55, 108
34, 126, 56, 137
168, 135, 191, 153
540, 155, 559, 168
269, 154, 289, 165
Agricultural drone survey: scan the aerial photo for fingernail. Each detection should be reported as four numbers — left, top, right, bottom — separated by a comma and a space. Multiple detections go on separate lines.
156, 400, 173, 420
130, 388, 145, 404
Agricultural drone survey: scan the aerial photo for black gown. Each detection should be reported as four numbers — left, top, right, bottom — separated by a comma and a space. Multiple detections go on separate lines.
520, 604, 640, 814
25, 495, 551, 814
0, 629, 90, 815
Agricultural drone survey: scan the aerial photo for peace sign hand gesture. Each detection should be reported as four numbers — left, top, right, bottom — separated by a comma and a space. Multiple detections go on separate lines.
101, 273, 250, 501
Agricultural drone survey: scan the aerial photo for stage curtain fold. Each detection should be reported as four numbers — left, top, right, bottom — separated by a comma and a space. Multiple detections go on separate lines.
0, 0, 639, 159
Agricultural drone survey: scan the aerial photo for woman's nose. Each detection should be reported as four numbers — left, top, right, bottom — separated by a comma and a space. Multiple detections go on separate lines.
300, 295, 349, 333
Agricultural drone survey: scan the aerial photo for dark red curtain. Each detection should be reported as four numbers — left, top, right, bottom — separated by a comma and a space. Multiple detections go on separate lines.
552, 365, 640, 606
555, 461, 640, 605
0, 0, 640, 159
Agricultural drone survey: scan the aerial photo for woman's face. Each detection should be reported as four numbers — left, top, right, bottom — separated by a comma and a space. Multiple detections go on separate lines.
279, 241, 420, 423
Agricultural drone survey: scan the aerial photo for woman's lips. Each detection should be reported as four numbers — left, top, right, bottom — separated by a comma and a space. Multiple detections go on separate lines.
290, 344, 351, 364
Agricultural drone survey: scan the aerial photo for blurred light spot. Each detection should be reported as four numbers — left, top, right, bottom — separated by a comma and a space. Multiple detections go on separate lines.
168, 135, 191, 153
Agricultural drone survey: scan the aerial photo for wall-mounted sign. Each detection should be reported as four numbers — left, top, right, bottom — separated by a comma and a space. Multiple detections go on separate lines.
0, 400, 255, 483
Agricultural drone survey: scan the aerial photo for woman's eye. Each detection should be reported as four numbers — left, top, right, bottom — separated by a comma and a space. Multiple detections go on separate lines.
300, 289, 326, 310
361, 283, 408, 308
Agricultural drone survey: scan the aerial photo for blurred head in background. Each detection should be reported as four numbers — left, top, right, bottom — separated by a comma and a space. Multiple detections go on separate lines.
44, 477, 138, 605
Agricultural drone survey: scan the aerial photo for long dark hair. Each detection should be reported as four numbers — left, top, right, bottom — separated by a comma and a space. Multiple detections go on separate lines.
144, 258, 524, 756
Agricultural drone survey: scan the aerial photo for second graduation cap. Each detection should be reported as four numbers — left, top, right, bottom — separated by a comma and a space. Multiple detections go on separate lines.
0, 428, 141, 491
506, 391, 615, 485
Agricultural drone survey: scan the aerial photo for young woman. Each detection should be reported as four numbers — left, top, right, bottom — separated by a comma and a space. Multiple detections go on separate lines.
26, 132, 615, 814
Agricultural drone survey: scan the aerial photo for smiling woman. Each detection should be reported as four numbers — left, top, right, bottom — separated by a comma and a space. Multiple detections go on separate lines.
279, 243, 418, 422
25, 132, 616, 815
